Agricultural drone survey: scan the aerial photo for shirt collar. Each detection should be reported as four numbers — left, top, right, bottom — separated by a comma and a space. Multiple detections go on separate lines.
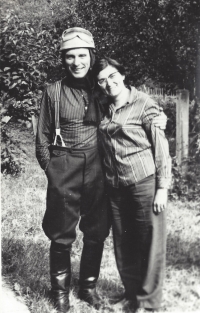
128, 86, 138, 104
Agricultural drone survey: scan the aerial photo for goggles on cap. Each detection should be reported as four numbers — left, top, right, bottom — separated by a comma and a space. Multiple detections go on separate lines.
60, 27, 95, 51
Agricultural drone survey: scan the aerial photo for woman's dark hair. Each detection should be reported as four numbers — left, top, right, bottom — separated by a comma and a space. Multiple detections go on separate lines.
61, 49, 96, 71
93, 57, 126, 77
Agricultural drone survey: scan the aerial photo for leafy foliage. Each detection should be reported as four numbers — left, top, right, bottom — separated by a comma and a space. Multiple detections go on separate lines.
170, 155, 200, 201
0, 0, 80, 175
1, 125, 26, 176
0, 0, 81, 106
1, 0, 199, 114
1, 11, 59, 99
78, 0, 200, 95
150, 94, 200, 200
0, 0, 199, 200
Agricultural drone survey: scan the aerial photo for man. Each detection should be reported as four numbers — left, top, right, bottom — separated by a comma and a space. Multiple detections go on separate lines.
36, 27, 166, 313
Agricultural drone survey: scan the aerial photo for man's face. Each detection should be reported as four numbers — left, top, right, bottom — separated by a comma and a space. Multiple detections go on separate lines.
64, 48, 91, 78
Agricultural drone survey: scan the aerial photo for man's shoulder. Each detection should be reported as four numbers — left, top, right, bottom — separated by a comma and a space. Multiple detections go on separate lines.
45, 80, 62, 99
46, 80, 62, 90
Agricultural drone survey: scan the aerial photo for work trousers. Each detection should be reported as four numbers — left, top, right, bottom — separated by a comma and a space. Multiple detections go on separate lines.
43, 145, 110, 248
108, 175, 166, 310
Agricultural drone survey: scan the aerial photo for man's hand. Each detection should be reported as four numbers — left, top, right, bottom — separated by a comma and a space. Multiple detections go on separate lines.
153, 188, 168, 213
152, 109, 167, 130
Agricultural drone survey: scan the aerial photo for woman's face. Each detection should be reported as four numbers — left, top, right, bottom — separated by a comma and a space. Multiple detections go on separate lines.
97, 65, 125, 98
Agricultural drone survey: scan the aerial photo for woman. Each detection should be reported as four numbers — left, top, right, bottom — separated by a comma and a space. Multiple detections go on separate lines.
93, 57, 171, 311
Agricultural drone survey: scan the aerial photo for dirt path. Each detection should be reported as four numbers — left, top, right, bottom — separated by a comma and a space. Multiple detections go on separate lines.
1, 122, 35, 313
1, 278, 30, 313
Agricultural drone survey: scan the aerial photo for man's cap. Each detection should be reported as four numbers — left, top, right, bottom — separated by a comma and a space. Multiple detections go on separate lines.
60, 27, 95, 51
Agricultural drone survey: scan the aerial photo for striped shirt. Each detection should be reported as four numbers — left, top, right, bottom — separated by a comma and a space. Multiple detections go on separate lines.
36, 81, 97, 170
99, 86, 171, 188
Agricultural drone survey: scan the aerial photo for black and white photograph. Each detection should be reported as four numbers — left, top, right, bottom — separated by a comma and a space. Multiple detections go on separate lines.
1, 1, 200, 313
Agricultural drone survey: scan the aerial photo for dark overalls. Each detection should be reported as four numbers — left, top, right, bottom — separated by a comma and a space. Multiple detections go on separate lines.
37, 80, 110, 309
43, 143, 109, 248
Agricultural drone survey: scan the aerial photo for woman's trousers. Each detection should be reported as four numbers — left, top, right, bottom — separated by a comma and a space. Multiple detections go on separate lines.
108, 175, 166, 310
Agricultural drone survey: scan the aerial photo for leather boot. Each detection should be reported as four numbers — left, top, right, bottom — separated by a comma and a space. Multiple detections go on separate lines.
78, 241, 104, 310
79, 277, 101, 309
50, 243, 71, 313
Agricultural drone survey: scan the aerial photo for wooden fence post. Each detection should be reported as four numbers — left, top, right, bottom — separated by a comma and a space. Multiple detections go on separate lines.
176, 89, 189, 174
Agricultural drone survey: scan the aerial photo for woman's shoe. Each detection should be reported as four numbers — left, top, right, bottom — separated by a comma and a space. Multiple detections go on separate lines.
113, 297, 138, 312
109, 293, 126, 304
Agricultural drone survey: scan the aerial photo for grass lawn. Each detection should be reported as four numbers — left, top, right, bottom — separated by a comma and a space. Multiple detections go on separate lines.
1, 122, 200, 313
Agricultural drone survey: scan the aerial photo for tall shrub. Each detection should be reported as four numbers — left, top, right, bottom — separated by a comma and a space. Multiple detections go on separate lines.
0, 0, 81, 175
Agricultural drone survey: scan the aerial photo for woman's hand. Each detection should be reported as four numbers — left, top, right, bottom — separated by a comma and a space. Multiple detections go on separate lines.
152, 109, 167, 130
153, 188, 168, 213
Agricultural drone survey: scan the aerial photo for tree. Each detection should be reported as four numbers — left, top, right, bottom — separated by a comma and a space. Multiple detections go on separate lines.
78, 0, 200, 96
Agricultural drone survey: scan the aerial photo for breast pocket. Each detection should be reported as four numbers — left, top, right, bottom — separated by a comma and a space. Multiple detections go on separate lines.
122, 125, 149, 149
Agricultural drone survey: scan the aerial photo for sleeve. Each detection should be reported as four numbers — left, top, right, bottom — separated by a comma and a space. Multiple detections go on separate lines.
142, 96, 171, 189
36, 87, 54, 171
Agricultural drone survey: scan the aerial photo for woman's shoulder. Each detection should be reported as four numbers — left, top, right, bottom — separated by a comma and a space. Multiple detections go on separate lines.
129, 86, 148, 102
137, 88, 158, 108
129, 86, 159, 116
131, 87, 151, 101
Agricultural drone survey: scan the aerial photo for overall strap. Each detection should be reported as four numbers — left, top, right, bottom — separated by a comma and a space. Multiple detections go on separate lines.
54, 80, 61, 130
53, 80, 66, 147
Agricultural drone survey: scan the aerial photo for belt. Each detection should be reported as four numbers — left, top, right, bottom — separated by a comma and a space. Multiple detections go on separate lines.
49, 144, 98, 154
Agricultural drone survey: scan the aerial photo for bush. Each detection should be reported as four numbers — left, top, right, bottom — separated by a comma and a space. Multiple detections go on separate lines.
0, 0, 81, 110
143, 92, 200, 200
0, 1, 81, 176
1, 126, 26, 176
0, 11, 60, 99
